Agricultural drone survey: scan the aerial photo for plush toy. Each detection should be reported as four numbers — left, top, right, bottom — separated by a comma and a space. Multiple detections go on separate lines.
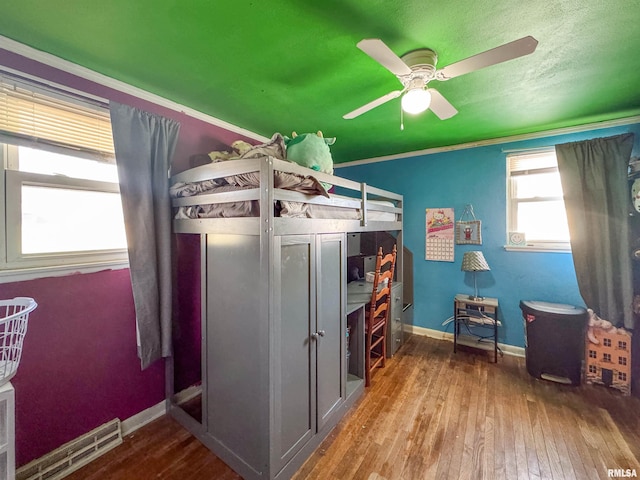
284, 131, 335, 175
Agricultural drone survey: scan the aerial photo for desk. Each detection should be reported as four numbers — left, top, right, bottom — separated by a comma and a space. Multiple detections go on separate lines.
347, 281, 375, 306
453, 294, 499, 363
347, 281, 403, 356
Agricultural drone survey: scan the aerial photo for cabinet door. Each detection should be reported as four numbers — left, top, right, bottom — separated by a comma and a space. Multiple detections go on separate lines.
316, 234, 345, 431
273, 235, 315, 471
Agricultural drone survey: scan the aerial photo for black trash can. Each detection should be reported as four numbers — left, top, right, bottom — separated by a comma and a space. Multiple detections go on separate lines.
520, 300, 589, 385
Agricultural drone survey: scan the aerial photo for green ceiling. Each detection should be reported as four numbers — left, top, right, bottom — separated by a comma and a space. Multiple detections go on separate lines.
1, 0, 640, 163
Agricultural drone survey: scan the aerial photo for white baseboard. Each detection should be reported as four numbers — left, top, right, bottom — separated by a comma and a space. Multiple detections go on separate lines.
406, 324, 525, 358
120, 384, 203, 437
120, 400, 167, 437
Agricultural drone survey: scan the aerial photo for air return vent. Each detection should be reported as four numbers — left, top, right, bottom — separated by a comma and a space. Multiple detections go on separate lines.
17, 419, 122, 480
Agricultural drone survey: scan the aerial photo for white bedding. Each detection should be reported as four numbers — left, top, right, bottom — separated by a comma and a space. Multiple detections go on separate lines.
279, 199, 396, 221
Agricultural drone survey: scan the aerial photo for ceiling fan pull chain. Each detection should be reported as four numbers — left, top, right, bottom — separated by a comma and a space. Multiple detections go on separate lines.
400, 104, 404, 130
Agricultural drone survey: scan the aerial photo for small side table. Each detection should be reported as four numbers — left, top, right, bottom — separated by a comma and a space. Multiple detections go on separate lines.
453, 294, 500, 363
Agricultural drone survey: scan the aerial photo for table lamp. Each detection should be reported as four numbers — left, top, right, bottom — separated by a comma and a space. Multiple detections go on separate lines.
461, 251, 490, 300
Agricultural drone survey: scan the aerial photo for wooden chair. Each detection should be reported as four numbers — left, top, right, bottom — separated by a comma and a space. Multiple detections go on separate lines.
365, 244, 397, 387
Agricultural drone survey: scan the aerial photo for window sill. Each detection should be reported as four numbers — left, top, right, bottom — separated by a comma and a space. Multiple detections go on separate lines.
504, 245, 571, 253
0, 260, 129, 284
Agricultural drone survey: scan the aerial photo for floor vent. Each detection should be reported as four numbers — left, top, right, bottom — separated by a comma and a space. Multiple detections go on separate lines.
17, 418, 122, 480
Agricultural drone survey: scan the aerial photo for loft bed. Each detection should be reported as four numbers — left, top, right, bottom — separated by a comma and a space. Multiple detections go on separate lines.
169, 156, 403, 235
168, 155, 403, 480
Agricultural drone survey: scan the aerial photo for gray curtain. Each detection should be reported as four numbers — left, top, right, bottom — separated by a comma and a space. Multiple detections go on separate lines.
555, 133, 635, 329
110, 102, 181, 369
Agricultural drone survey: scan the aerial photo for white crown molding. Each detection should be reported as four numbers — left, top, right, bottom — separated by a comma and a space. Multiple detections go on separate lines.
336, 115, 640, 168
0, 35, 270, 143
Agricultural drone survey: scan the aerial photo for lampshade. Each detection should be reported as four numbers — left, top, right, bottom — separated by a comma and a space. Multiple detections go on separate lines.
401, 88, 431, 114
461, 251, 490, 272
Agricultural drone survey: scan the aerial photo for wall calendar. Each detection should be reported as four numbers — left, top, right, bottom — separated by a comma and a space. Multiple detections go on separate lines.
425, 208, 455, 262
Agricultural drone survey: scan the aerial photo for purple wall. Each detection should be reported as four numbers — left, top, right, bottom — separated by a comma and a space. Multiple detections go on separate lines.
0, 47, 242, 466
2, 271, 163, 464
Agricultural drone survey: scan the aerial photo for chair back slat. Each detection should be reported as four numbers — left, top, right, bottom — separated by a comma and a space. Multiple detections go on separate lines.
373, 303, 388, 319
367, 245, 397, 319
374, 287, 390, 304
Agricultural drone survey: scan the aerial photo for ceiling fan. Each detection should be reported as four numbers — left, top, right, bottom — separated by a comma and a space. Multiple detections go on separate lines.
343, 36, 538, 121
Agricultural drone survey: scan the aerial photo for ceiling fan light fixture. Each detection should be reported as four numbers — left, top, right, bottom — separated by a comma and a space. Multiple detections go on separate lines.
401, 88, 431, 114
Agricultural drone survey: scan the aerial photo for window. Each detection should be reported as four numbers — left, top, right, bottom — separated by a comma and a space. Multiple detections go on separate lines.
618, 340, 628, 350
589, 350, 597, 358
1, 73, 127, 271
619, 372, 627, 382
619, 356, 627, 366
588, 365, 597, 373
603, 338, 612, 347
507, 149, 570, 251
603, 353, 611, 362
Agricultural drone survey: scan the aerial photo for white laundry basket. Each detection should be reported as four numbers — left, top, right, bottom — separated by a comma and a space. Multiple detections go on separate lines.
0, 297, 36, 386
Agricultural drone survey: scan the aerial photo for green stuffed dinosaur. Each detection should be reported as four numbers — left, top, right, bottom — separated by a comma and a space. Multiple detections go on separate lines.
284, 131, 335, 175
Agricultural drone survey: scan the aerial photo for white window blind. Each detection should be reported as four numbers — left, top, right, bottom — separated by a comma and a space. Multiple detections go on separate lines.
0, 75, 114, 159
508, 149, 557, 175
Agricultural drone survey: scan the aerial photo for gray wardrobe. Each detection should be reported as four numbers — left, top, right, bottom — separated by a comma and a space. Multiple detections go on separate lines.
201, 232, 347, 479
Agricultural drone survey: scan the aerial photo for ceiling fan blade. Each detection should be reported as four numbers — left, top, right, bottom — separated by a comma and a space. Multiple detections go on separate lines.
357, 39, 412, 77
428, 88, 458, 120
343, 90, 403, 119
436, 36, 538, 80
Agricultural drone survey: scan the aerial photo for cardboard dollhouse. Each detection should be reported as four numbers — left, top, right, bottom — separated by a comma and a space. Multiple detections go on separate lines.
585, 320, 632, 395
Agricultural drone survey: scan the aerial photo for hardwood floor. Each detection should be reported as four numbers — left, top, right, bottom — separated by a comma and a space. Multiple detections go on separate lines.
63, 335, 640, 480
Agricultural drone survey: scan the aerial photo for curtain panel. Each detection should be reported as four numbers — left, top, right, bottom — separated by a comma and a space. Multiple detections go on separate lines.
556, 133, 635, 329
110, 102, 180, 369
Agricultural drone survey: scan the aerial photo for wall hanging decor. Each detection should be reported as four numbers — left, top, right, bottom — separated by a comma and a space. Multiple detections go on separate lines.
456, 204, 482, 245
426, 207, 455, 262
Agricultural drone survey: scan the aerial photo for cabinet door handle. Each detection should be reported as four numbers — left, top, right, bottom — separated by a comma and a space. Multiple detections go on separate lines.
311, 330, 326, 339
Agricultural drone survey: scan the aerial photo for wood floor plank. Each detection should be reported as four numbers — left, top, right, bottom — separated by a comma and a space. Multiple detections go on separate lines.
56, 335, 640, 480
485, 363, 503, 480
458, 359, 483, 480
432, 358, 469, 479
469, 361, 489, 480
599, 407, 640, 469
399, 343, 452, 479
508, 368, 530, 480
495, 356, 517, 479
525, 395, 552, 480
534, 391, 570, 480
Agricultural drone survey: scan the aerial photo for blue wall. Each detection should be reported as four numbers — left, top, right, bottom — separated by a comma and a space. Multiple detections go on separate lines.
338, 123, 640, 348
